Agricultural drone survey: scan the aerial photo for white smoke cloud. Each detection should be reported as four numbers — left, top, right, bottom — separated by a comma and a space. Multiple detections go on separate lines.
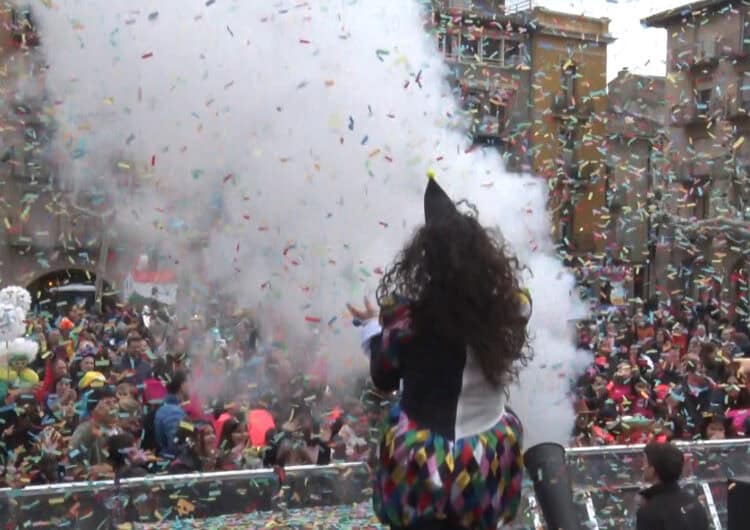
35, 0, 588, 447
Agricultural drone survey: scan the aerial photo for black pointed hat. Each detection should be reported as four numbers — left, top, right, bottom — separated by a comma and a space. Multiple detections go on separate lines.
424, 170, 458, 224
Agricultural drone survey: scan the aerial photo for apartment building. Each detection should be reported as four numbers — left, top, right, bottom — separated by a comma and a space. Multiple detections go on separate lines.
604, 69, 666, 299
644, 0, 750, 316
0, 4, 120, 305
430, 0, 613, 252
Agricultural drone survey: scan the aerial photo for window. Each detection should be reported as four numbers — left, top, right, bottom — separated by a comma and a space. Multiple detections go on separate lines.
460, 33, 479, 59
604, 165, 615, 207
734, 162, 750, 218
693, 176, 710, 219
696, 88, 712, 112
474, 95, 506, 137
462, 91, 482, 114
561, 132, 576, 178
438, 30, 455, 57
560, 125, 576, 153
24, 152, 45, 182
482, 37, 501, 63
562, 63, 576, 105
560, 203, 573, 246
504, 40, 521, 67
488, 96, 506, 124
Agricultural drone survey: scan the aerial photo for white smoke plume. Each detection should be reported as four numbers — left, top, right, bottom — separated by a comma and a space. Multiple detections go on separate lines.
34, 0, 589, 447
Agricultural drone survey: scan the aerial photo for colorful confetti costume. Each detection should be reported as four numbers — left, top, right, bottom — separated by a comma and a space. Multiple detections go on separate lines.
359, 299, 524, 530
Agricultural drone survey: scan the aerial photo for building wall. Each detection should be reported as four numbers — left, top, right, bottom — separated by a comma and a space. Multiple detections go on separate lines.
528, 8, 610, 253
0, 5, 114, 290
430, 4, 611, 253
604, 70, 666, 298
430, 2, 534, 171
648, 0, 750, 313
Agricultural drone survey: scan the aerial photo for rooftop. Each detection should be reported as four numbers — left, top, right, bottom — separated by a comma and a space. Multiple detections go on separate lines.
642, 0, 736, 28
610, 68, 666, 85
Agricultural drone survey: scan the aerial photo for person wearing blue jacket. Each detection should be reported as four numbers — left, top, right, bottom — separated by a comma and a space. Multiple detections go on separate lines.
154, 370, 189, 457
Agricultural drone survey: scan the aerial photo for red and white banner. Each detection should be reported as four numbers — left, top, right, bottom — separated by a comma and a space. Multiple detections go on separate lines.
123, 268, 178, 305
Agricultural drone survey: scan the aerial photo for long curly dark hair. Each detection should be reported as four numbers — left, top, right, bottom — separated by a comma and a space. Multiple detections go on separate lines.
376, 204, 532, 388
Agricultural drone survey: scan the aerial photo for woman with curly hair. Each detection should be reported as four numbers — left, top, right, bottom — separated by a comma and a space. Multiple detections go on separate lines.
347, 173, 532, 530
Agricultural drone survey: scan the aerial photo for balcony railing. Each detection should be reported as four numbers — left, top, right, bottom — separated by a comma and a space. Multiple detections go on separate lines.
443, 0, 532, 15
606, 112, 664, 139
691, 40, 719, 70
728, 90, 750, 120
551, 94, 595, 119
474, 113, 503, 138
670, 101, 710, 127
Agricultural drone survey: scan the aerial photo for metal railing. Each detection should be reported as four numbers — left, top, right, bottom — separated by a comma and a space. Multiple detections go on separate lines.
0, 439, 747, 528
443, 0, 532, 16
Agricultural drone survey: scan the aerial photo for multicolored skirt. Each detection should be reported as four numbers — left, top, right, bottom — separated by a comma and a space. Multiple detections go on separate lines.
373, 404, 524, 529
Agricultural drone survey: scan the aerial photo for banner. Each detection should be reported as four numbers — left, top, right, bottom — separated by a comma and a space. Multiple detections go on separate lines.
122, 269, 178, 306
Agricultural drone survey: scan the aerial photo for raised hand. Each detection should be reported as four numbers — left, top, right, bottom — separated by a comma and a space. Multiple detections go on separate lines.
346, 297, 377, 323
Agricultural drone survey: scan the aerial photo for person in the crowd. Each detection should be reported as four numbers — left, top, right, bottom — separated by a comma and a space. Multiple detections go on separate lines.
154, 370, 189, 457
216, 414, 249, 470
117, 396, 143, 440
168, 422, 203, 473
107, 432, 149, 479
36, 356, 69, 404
118, 335, 152, 385
44, 375, 77, 426
347, 174, 531, 530
636, 442, 709, 530
70, 344, 97, 387
68, 386, 119, 479
0, 338, 41, 402
196, 423, 219, 471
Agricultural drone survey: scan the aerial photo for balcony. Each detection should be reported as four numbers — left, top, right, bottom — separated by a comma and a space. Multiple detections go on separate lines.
689, 40, 719, 71
728, 90, 750, 121
551, 94, 594, 119
606, 184, 627, 211
669, 102, 709, 127
559, 148, 583, 187
606, 112, 663, 139
473, 113, 504, 139
442, 0, 532, 16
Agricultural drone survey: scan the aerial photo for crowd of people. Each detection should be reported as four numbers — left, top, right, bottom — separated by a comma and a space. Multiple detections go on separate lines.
573, 284, 750, 446
0, 301, 374, 491
0, 282, 749, 493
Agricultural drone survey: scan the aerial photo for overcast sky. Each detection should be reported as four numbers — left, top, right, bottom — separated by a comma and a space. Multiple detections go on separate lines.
533, 0, 692, 80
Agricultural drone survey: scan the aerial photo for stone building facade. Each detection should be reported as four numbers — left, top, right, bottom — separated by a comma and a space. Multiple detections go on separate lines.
644, 0, 750, 318
0, 4, 123, 306
430, 0, 613, 253
604, 69, 666, 300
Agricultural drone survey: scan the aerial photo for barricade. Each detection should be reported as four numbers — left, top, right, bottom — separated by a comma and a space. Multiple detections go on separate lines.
0, 439, 746, 528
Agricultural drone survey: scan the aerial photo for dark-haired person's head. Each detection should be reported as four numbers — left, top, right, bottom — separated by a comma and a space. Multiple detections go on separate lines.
644, 442, 684, 485
86, 386, 118, 425
219, 416, 242, 450
376, 180, 532, 389
126, 335, 144, 356
166, 370, 189, 399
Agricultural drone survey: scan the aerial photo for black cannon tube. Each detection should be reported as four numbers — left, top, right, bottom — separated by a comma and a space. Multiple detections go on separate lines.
524, 443, 581, 530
